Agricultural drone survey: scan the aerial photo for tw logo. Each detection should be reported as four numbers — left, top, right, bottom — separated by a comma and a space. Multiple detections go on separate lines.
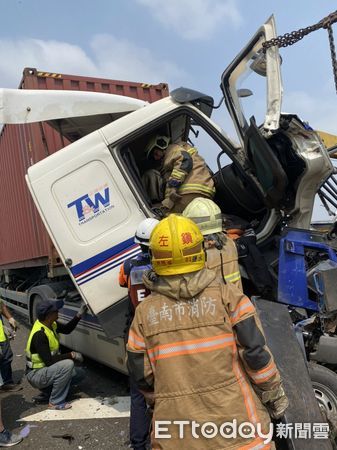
67, 187, 110, 222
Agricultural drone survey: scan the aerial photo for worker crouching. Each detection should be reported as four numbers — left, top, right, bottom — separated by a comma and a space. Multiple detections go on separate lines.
127, 214, 288, 449
25, 299, 87, 410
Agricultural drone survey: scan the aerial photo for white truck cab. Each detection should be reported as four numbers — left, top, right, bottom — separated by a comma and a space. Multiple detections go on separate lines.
3, 17, 333, 341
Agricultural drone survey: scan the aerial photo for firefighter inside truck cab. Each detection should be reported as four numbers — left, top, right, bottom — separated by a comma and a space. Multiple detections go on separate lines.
143, 135, 215, 214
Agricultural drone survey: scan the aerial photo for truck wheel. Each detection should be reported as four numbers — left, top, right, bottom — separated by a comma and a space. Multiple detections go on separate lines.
31, 294, 44, 323
308, 362, 337, 429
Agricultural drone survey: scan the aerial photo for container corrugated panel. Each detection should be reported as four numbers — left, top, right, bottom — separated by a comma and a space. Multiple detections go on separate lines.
21, 68, 169, 103
0, 68, 169, 269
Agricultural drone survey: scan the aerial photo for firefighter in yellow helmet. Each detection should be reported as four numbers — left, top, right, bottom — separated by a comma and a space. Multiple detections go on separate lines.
127, 214, 288, 450
183, 197, 242, 290
145, 136, 215, 214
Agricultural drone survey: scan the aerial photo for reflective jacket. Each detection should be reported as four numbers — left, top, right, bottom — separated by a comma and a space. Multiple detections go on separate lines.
161, 142, 215, 205
119, 253, 152, 311
206, 236, 242, 290
127, 268, 281, 450
0, 301, 7, 342
26, 320, 59, 369
0, 319, 6, 343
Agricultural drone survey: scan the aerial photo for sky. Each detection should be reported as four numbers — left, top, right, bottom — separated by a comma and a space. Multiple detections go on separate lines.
1, 0, 337, 220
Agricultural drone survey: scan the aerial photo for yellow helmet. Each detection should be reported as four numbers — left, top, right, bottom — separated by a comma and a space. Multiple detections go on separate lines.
183, 197, 222, 236
150, 214, 205, 276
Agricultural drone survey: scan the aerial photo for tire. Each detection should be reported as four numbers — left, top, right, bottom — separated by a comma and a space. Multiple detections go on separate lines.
308, 362, 337, 428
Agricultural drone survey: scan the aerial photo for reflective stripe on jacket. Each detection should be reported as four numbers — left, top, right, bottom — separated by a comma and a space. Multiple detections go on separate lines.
25, 320, 59, 369
206, 236, 243, 290
127, 269, 281, 449
161, 142, 215, 200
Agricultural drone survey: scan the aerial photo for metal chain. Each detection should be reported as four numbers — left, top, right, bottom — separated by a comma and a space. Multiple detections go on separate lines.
263, 10, 337, 51
262, 25, 321, 50
326, 22, 337, 94
263, 10, 337, 94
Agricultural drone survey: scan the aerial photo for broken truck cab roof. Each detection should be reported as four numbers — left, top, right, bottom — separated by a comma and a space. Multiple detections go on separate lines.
0, 88, 148, 141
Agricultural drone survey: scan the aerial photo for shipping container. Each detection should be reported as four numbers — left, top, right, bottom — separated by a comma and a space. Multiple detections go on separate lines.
0, 67, 169, 270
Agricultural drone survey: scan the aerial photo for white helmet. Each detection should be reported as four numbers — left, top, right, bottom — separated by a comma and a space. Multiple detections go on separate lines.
145, 135, 170, 159
183, 198, 222, 236
134, 218, 160, 246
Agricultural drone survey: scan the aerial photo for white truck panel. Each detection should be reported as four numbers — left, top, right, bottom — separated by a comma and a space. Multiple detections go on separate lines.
26, 129, 144, 316
0, 88, 147, 124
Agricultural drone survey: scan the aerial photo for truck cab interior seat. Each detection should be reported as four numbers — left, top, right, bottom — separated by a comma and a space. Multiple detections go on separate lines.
121, 147, 141, 179
121, 147, 152, 204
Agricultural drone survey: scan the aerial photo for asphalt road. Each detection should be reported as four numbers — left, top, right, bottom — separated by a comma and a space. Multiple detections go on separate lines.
1, 312, 131, 449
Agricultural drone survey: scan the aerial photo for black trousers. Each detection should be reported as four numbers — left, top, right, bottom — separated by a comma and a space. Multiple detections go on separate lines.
0, 339, 13, 385
130, 378, 151, 450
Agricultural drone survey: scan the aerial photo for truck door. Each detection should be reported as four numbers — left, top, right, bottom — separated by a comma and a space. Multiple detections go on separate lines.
220, 15, 288, 209
220, 16, 333, 226
26, 128, 145, 338
221, 15, 282, 142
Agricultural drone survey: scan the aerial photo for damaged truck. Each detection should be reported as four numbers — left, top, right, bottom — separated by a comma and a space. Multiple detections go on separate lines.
1, 15, 337, 449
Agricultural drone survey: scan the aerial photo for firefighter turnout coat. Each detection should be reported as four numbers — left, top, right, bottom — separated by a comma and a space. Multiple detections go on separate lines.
206, 235, 242, 290
161, 142, 215, 212
127, 268, 281, 450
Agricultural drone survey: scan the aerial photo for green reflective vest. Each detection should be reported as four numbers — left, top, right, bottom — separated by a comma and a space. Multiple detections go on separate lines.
25, 320, 59, 369
0, 300, 6, 343
0, 318, 6, 343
